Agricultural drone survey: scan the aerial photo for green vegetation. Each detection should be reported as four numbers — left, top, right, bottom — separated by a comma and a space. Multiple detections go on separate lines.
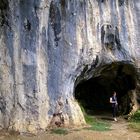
79, 102, 111, 131
128, 123, 140, 132
130, 110, 140, 122
128, 110, 140, 132
84, 114, 111, 131
50, 128, 69, 135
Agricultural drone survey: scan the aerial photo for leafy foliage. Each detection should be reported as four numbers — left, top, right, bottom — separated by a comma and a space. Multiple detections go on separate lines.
128, 110, 140, 132
130, 110, 140, 122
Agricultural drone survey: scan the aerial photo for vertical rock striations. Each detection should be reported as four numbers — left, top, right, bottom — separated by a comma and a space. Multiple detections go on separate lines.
0, 0, 140, 133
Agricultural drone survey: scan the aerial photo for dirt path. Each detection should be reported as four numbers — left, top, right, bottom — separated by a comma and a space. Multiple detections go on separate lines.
106, 117, 140, 140
0, 117, 140, 140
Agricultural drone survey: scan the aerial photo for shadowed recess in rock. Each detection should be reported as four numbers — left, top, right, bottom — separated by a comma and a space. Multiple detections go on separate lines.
49, 1, 61, 46
19, 0, 39, 52
101, 24, 122, 51
0, 0, 9, 27
75, 62, 137, 115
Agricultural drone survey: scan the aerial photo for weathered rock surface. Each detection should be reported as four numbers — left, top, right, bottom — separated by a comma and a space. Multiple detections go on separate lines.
0, 0, 140, 133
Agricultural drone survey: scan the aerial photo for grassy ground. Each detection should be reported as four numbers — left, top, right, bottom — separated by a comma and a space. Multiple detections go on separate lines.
50, 128, 69, 135
83, 112, 111, 131
79, 103, 111, 131
50, 104, 111, 135
128, 110, 140, 132
50, 114, 111, 135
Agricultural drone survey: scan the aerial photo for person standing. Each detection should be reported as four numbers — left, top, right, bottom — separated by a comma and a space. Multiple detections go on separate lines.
110, 91, 118, 121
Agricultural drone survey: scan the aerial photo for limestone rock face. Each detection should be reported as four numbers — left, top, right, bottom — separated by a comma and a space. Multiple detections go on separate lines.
0, 0, 140, 133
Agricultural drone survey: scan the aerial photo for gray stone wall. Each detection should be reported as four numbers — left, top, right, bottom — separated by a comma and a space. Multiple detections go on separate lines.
0, 0, 140, 133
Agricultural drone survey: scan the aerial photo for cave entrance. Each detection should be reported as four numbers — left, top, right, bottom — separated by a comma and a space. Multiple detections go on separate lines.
75, 62, 136, 116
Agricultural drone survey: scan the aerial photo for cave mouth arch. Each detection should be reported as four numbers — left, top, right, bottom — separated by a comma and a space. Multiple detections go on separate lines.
74, 62, 137, 116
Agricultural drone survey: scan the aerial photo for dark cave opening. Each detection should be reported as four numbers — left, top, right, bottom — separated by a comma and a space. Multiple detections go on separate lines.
75, 62, 137, 116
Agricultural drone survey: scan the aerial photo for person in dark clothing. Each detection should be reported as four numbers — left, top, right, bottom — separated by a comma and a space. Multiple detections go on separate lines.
110, 91, 118, 121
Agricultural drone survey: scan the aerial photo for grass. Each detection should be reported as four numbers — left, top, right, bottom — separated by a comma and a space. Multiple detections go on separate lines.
128, 123, 140, 132
50, 128, 69, 135
128, 110, 140, 132
79, 103, 111, 131
51, 103, 111, 134
84, 114, 111, 131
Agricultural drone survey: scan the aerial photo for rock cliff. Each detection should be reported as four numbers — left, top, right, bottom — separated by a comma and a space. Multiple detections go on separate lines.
0, 0, 140, 133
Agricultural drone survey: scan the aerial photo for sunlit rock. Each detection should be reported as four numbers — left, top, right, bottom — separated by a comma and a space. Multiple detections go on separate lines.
0, 0, 140, 133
